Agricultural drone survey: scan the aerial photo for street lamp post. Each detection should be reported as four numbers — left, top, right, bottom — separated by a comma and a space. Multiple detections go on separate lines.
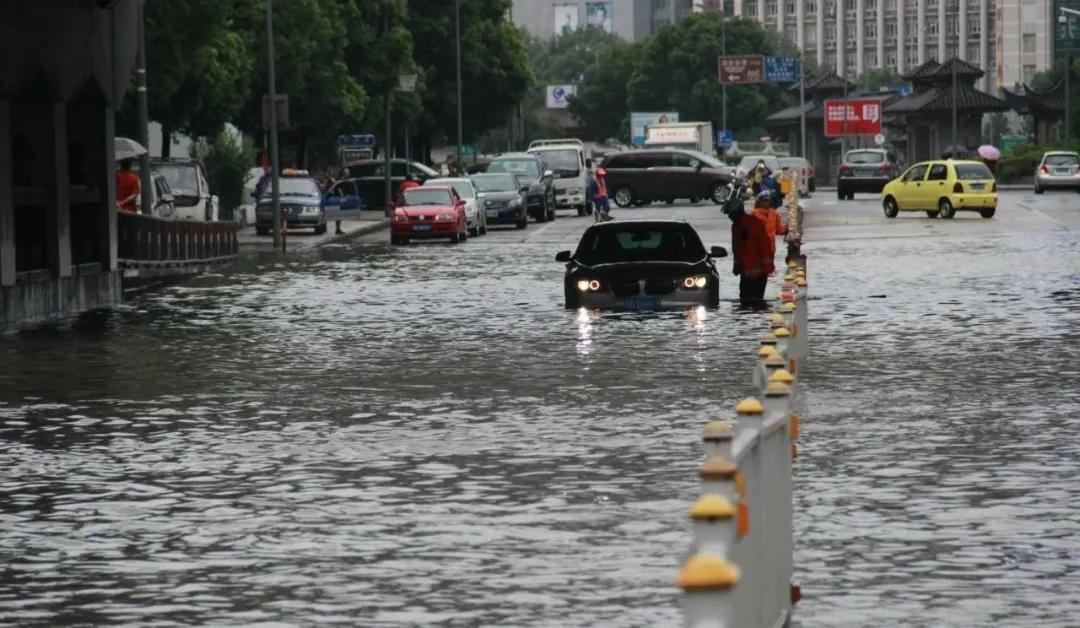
266, 0, 282, 251
1061, 7, 1080, 143
136, 0, 152, 216
721, 10, 727, 140
951, 0, 959, 155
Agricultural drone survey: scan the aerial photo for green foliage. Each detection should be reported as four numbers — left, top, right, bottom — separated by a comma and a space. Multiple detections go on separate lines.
993, 140, 1080, 182
193, 132, 256, 217
856, 68, 904, 93
627, 15, 789, 136
1030, 58, 1080, 143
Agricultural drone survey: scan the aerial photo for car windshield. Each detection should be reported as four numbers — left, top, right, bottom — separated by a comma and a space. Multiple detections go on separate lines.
402, 188, 453, 206
779, 158, 806, 169
846, 151, 885, 164
576, 225, 707, 265
426, 179, 474, 199
261, 177, 320, 199
739, 156, 780, 171
682, 150, 723, 168
472, 174, 518, 192
1045, 154, 1080, 167
488, 159, 540, 179
953, 163, 994, 180
533, 149, 579, 172
156, 164, 199, 194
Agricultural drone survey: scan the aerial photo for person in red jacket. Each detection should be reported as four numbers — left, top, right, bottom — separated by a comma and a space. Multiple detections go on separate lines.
728, 198, 775, 308
750, 190, 787, 259
393, 172, 421, 207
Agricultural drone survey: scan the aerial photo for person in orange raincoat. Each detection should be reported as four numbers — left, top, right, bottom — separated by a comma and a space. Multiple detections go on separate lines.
726, 195, 775, 309
751, 190, 787, 259
393, 172, 421, 207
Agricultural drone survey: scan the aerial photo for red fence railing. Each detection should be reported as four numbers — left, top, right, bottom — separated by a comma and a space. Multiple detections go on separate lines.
117, 211, 239, 264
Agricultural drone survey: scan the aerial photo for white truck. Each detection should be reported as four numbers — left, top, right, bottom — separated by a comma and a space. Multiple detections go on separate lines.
644, 122, 715, 155
527, 139, 590, 216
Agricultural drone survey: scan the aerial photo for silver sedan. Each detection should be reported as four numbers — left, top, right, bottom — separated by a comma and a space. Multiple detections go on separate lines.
1034, 151, 1080, 194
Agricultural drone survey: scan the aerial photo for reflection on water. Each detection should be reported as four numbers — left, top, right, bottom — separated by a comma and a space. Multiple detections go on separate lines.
1, 231, 1079, 627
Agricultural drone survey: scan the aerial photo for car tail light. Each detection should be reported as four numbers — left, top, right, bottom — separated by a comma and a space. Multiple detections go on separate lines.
1077, 164, 1080, 174
1040, 164, 1049, 174
838, 165, 851, 176
879, 163, 893, 174
953, 182, 963, 194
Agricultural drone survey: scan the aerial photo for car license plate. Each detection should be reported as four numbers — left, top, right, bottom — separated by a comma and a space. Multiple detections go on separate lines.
857, 168, 874, 176
486, 210, 499, 218
970, 182, 985, 191
412, 224, 432, 232
623, 296, 661, 310
1055, 168, 1072, 175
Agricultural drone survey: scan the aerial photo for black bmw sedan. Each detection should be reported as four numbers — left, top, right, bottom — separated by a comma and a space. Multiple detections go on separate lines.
555, 220, 728, 310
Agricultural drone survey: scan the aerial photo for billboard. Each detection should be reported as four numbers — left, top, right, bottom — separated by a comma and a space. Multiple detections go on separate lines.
764, 57, 800, 83
630, 112, 679, 147
554, 4, 579, 34
718, 55, 765, 85
586, 2, 613, 33
824, 99, 883, 136
1056, 0, 1080, 56
547, 84, 577, 109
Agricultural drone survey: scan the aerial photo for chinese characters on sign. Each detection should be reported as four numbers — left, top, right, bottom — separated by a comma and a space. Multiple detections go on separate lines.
764, 57, 799, 83
823, 99, 883, 137
717, 55, 764, 85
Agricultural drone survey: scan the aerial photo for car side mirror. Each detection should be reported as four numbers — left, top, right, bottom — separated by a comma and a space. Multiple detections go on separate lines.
555, 250, 572, 262
156, 194, 174, 207
520, 186, 530, 194
710, 246, 728, 258
543, 170, 555, 179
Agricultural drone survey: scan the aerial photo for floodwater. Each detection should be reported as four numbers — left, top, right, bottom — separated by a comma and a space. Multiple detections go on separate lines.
1, 204, 1079, 627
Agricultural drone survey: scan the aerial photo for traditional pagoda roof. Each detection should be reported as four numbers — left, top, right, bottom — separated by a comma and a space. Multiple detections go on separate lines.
924, 57, 985, 81
902, 60, 942, 82
767, 93, 901, 126
789, 72, 855, 96
885, 83, 1008, 114
766, 100, 817, 123
1002, 82, 1066, 118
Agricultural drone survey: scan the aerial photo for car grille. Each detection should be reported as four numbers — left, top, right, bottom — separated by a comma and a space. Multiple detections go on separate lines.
410, 215, 431, 221
485, 200, 508, 210
610, 280, 640, 297
643, 279, 677, 295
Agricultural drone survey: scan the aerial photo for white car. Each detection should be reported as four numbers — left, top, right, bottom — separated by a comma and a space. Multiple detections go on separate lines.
152, 159, 219, 222
424, 177, 486, 236
527, 139, 589, 216
735, 155, 782, 179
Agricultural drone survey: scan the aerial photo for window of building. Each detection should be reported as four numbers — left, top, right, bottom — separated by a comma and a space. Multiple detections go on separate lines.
886, 50, 897, 67
766, 1, 777, 16
786, 1, 796, 15
866, 23, 878, 40
969, 18, 980, 35
886, 0, 897, 11
806, 1, 817, 15
928, 20, 937, 36
825, 0, 836, 17
927, 0, 938, 10
746, 1, 757, 17
1022, 33, 1036, 54
886, 22, 897, 39
1022, 0, 1038, 25
866, 51, 878, 68
806, 23, 818, 45
825, 23, 836, 43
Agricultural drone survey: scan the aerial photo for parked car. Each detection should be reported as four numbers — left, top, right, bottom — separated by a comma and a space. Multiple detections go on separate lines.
486, 153, 556, 222
470, 173, 528, 229
600, 149, 733, 207
134, 173, 177, 218
836, 149, 900, 200
881, 160, 997, 219
555, 220, 728, 310
734, 155, 782, 179
347, 159, 439, 212
390, 186, 469, 245
1034, 151, 1080, 194
527, 139, 589, 216
255, 173, 334, 235
151, 159, 219, 221
424, 177, 486, 236
778, 157, 815, 194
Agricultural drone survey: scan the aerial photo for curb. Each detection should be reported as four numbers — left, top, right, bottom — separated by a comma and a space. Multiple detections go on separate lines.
303, 218, 390, 249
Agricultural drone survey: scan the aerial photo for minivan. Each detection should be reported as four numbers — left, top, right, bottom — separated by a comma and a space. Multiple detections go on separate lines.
600, 149, 733, 207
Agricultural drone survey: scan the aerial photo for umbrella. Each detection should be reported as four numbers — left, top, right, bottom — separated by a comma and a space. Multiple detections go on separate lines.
114, 137, 147, 162
941, 145, 969, 159
977, 145, 1001, 161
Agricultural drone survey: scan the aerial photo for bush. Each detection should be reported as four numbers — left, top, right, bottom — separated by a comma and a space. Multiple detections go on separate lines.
193, 131, 256, 220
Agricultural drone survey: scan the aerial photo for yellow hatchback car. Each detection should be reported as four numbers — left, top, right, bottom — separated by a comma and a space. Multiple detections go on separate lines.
881, 160, 997, 219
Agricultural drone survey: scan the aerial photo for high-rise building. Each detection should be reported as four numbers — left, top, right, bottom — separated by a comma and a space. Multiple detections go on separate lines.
510, 0, 695, 43
696, 1, 1058, 94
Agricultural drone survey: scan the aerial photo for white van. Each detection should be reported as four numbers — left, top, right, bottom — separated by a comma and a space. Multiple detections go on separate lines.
527, 139, 589, 216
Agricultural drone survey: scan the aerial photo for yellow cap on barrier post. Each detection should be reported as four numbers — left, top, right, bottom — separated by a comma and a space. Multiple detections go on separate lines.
690, 494, 736, 520
703, 420, 734, 441
735, 398, 764, 415
699, 456, 738, 480
774, 327, 791, 338
769, 369, 795, 384
758, 345, 779, 358
760, 332, 777, 345
782, 302, 796, 313
678, 553, 741, 591
765, 382, 792, 397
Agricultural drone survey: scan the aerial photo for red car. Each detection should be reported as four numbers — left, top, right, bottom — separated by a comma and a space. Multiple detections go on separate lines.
390, 186, 469, 245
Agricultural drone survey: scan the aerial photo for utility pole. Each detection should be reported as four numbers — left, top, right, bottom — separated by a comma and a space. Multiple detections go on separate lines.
456, 0, 464, 168
951, 0, 958, 155
799, 58, 807, 159
266, 0, 282, 250
842, 78, 849, 159
383, 4, 393, 216
1062, 7, 1080, 142
136, 0, 152, 216
721, 10, 727, 138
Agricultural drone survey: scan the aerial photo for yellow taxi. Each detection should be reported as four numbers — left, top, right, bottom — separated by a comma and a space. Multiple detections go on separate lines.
881, 159, 997, 219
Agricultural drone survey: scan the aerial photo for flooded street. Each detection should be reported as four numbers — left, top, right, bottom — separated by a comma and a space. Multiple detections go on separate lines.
2, 191, 1079, 626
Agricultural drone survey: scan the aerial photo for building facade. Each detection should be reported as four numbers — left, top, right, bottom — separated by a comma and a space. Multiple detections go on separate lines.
510, 0, 694, 42
699, 1, 1058, 95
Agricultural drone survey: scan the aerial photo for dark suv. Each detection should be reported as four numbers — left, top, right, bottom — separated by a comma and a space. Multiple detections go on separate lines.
601, 149, 732, 208
487, 153, 556, 222
837, 149, 900, 200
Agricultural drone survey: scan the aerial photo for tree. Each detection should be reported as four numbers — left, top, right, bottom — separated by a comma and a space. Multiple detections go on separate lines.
627, 15, 789, 138
856, 68, 904, 93
568, 40, 641, 142
407, 0, 532, 160
1031, 58, 1080, 145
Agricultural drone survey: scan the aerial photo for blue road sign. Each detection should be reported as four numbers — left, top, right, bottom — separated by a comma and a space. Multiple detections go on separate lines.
764, 57, 800, 83
339, 134, 376, 148
717, 129, 733, 149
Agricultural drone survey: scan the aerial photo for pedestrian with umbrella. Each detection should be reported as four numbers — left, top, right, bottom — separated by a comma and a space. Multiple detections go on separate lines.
977, 145, 1001, 175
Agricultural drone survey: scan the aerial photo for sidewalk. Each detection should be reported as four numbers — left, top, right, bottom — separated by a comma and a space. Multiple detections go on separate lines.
238, 212, 389, 251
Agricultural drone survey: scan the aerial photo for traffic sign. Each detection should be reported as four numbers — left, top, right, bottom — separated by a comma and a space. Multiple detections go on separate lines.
716, 129, 733, 149
718, 55, 764, 85
339, 134, 376, 148
823, 99, 883, 137
764, 57, 799, 83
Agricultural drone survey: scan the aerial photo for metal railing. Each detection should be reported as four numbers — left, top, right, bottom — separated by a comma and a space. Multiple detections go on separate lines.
678, 190, 808, 627
117, 211, 239, 266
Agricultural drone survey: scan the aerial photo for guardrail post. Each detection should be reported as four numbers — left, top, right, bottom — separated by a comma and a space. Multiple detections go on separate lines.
703, 421, 735, 461
753, 344, 779, 391
679, 553, 740, 628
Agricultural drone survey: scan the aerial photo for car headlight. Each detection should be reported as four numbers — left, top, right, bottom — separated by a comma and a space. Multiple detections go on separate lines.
569, 188, 584, 196
304, 206, 320, 214
683, 276, 708, 289
508, 198, 522, 208
393, 213, 409, 223
577, 279, 601, 292
435, 213, 454, 221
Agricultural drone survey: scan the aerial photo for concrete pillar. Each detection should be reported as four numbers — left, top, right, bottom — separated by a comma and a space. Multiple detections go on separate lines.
46, 102, 71, 279
979, 0, 989, 91
0, 98, 14, 287
837, 0, 846, 76
959, 0, 968, 60
757, 0, 765, 25
734, 0, 744, 17
776, 0, 783, 33
938, 0, 947, 60
856, 0, 865, 75
898, 0, 907, 73
816, 0, 825, 65
100, 107, 117, 271
917, 0, 927, 65
877, 0, 886, 69
796, 0, 805, 51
